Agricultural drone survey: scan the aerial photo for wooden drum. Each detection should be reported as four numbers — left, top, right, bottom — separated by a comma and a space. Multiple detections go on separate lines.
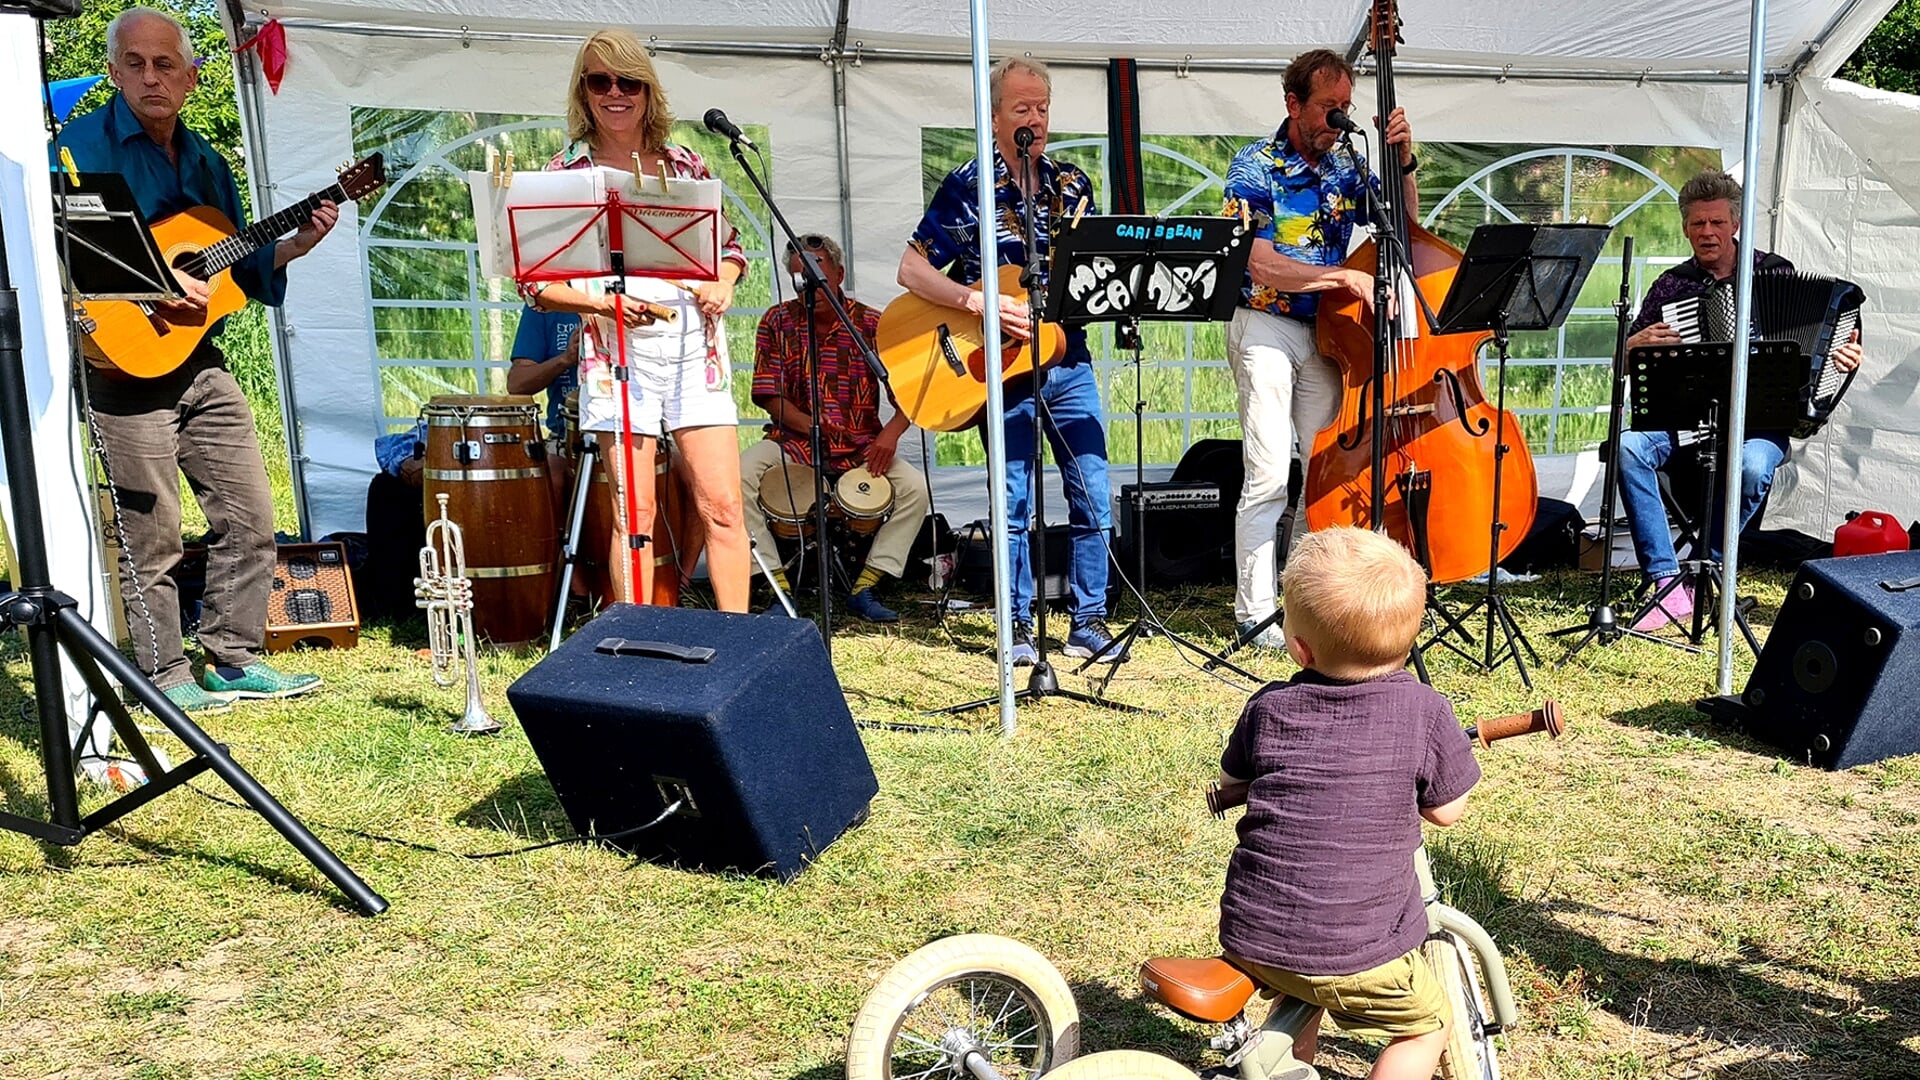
422, 395, 555, 645
833, 466, 894, 535
580, 433, 692, 608
758, 461, 819, 539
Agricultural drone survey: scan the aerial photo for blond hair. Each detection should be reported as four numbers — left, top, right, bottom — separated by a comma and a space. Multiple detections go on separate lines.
1281, 527, 1428, 678
566, 30, 675, 150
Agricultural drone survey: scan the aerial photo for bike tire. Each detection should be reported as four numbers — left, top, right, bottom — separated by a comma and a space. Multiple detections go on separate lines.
847, 933, 1080, 1080
1040, 1050, 1199, 1079
1424, 932, 1500, 1080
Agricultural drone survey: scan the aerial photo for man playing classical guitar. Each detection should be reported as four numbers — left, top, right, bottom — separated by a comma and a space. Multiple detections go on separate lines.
55, 7, 336, 712
896, 57, 1122, 665
1220, 48, 1420, 651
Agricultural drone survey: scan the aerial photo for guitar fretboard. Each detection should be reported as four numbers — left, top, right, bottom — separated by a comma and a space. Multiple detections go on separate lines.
180, 182, 348, 278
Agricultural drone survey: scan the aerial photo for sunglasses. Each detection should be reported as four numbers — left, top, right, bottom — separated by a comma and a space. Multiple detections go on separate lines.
583, 72, 647, 96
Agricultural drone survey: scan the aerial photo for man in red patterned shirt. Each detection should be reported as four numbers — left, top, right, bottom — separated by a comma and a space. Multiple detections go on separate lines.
743, 235, 929, 621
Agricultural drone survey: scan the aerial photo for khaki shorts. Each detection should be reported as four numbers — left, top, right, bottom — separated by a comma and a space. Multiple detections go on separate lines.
1227, 947, 1446, 1040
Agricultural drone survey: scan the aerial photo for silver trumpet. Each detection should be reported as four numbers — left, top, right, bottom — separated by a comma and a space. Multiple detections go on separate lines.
416, 493, 502, 735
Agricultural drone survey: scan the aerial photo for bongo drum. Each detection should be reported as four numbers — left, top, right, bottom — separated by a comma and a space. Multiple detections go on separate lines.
421, 395, 555, 646
758, 461, 819, 539
834, 466, 895, 535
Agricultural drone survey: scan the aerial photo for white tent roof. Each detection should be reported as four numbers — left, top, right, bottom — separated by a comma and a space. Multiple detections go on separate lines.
258, 0, 1891, 75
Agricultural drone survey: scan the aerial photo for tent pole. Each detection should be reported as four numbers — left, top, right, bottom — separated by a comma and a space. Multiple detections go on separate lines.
830, 0, 857, 288
1718, 0, 1769, 694
225, 7, 314, 540
967, 0, 1016, 733
1767, 76, 1795, 255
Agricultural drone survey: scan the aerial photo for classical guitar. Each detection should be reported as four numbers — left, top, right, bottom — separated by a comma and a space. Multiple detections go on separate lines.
78, 154, 385, 378
873, 264, 1067, 431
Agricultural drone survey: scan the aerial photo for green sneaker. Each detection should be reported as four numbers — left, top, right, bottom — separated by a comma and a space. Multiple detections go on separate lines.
203, 661, 323, 700
163, 681, 234, 714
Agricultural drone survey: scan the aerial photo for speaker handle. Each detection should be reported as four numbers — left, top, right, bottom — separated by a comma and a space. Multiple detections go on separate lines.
594, 637, 717, 664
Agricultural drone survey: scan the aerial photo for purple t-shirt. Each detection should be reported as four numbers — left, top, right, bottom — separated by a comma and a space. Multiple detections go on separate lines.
1218, 669, 1481, 976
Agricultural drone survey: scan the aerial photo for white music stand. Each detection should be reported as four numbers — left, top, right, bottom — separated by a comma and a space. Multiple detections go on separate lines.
467, 159, 721, 632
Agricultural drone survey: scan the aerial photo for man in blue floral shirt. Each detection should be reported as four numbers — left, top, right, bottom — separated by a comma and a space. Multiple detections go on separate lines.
897, 57, 1121, 666
1219, 48, 1420, 649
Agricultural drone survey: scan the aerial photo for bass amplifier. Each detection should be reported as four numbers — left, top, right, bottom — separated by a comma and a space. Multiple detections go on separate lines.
1117, 482, 1230, 586
506, 604, 878, 880
265, 542, 360, 651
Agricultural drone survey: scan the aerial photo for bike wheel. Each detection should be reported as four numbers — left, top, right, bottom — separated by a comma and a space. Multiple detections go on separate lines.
1040, 1050, 1199, 1079
1424, 932, 1500, 1080
847, 933, 1080, 1080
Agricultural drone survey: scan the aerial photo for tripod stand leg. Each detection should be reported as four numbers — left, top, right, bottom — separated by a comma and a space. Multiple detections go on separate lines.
53, 608, 388, 915
550, 441, 601, 651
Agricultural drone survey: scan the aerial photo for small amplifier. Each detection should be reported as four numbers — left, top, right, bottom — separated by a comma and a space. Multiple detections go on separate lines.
266, 542, 360, 652
1121, 481, 1221, 511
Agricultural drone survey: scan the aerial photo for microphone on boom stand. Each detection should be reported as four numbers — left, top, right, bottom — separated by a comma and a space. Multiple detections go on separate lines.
702, 108, 757, 151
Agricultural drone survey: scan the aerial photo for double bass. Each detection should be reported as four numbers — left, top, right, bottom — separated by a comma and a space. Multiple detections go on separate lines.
1305, 0, 1537, 584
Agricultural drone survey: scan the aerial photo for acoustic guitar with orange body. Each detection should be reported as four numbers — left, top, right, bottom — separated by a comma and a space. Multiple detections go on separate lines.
873, 264, 1067, 431
77, 154, 385, 379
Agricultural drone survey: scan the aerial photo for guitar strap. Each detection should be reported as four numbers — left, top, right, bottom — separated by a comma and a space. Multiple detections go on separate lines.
1106, 58, 1145, 216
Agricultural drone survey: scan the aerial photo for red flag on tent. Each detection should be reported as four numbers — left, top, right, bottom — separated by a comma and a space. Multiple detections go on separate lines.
234, 19, 287, 93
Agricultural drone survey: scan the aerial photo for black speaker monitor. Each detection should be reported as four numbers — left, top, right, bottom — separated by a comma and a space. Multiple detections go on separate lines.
1739, 551, 1920, 769
506, 605, 879, 879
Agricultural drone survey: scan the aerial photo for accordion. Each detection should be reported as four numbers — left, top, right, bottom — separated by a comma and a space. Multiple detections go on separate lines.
1659, 271, 1865, 437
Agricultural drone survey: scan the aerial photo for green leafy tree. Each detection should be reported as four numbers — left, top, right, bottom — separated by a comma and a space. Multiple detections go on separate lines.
42, 0, 248, 201
1841, 0, 1920, 94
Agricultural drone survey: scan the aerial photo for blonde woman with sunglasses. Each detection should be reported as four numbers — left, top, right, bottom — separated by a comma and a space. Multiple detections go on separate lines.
522, 29, 751, 611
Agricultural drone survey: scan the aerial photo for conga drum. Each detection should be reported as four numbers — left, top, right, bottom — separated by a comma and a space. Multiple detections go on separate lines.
580, 433, 692, 608
758, 460, 819, 539
833, 466, 895, 535
421, 395, 555, 645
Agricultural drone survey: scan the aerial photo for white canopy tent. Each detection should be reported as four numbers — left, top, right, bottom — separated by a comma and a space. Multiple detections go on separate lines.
216, 0, 1912, 550
4, 2, 1914, 725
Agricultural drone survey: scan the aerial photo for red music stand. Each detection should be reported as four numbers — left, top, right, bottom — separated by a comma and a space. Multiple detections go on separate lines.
472, 163, 723, 605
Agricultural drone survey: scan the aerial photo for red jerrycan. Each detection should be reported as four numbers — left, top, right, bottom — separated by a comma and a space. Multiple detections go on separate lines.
1833, 511, 1910, 557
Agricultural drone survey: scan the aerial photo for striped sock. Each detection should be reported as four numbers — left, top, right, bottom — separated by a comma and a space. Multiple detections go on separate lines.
771, 568, 791, 591
853, 566, 884, 595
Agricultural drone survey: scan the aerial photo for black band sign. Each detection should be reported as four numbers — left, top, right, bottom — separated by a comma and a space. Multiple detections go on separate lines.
1046, 215, 1249, 326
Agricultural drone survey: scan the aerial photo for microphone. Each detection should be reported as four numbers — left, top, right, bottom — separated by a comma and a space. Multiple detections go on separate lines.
1014, 126, 1035, 151
1324, 108, 1364, 135
702, 108, 756, 150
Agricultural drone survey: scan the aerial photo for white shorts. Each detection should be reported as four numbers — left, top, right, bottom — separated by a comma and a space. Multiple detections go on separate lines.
579, 277, 738, 434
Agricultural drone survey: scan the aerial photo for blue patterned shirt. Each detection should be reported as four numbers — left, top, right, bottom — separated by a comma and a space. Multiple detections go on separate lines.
1222, 120, 1377, 322
909, 149, 1098, 365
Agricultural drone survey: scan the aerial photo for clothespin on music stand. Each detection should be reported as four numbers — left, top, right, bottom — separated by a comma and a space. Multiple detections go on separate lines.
1071, 196, 1088, 229
630, 151, 644, 180
656, 160, 672, 191
58, 146, 81, 186
1238, 199, 1250, 232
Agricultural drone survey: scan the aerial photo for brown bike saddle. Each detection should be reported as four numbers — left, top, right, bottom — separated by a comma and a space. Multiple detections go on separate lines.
1138, 957, 1257, 1023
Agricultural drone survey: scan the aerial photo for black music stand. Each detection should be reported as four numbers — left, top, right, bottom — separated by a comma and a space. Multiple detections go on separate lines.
1426, 222, 1609, 689
1042, 215, 1256, 685
7, 178, 386, 913
1621, 340, 1806, 655
49, 173, 178, 301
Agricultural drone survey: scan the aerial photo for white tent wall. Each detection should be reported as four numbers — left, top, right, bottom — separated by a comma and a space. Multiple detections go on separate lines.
1766, 76, 1920, 538
218, 3, 1901, 540
1, 15, 119, 752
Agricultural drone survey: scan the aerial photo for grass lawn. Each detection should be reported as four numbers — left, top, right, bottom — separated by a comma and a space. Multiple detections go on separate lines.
1, 573, 1916, 1079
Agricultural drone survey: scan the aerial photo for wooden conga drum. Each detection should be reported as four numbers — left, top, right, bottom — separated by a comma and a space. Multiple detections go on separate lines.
580, 432, 694, 608
421, 395, 555, 645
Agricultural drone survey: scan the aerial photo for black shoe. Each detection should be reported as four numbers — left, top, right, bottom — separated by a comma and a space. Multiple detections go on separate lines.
1010, 621, 1037, 666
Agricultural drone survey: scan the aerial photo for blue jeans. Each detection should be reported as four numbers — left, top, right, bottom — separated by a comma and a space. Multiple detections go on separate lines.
1617, 430, 1789, 581
996, 357, 1112, 624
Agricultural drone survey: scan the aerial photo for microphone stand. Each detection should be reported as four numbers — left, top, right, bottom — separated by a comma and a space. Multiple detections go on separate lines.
721, 131, 888, 656
939, 129, 1136, 716
1552, 236, 1671, 661
800, 273, 836, 653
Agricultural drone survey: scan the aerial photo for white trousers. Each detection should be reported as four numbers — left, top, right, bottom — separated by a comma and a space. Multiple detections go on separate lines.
1225, 307, 1343, 623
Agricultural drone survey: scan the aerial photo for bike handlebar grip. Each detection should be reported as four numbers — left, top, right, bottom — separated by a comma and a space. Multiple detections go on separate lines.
1471, 700, 1565, 747
1207, 779, 1249, 817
